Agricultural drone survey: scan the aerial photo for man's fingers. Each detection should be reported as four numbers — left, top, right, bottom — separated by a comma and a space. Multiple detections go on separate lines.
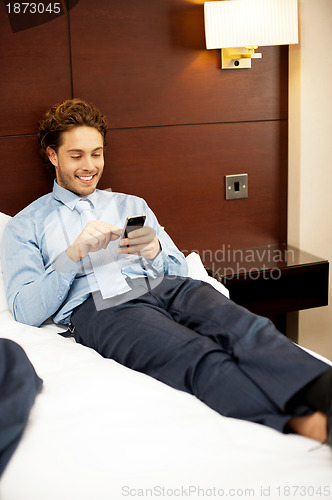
67, 221, 122, 262
88, 221, 121, 237
127, 227, 152, 239
81, 222, 121, 246
120, 227, 155, 247
118, 238, 150, 250
117, 234, 160, 260
110, 228, 122, 239
75, 225, 120, 257
119, 243, 147, 253
127, 227, 147, 236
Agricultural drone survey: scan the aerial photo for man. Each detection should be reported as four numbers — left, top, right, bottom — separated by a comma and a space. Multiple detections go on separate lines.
1, 98, 331, 447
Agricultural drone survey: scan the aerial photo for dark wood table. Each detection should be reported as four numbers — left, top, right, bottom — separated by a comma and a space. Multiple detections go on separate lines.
202, 244, 329, 342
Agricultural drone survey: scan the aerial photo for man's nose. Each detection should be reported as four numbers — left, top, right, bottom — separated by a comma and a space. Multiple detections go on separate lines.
83, 156, 95, 170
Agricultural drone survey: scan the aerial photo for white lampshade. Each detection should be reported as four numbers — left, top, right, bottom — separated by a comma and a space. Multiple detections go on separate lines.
204, 0, 298, 50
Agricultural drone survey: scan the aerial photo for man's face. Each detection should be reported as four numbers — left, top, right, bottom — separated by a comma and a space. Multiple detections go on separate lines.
47, 126, 105, 197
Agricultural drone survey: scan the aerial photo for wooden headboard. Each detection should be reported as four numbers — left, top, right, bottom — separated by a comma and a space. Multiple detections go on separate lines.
0, 0, 288, 255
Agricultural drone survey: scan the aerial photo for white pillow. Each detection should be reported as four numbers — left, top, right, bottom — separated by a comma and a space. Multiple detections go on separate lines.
0, 212, 11, 239
186, 252, 229, 298
0, 212, 11, 274
0, 213, 12, 312
0, 273, 8, 314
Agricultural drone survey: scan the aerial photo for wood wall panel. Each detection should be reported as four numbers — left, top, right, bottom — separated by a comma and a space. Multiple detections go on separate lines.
99, 120, 288, 253
69, 0, 288, 129
0, 136, 53, 216
0, 3, 72, 136
0, 0, 289, 256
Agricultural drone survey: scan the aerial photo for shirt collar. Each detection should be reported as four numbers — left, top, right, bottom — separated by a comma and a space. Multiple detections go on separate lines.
52, 180, 99, 210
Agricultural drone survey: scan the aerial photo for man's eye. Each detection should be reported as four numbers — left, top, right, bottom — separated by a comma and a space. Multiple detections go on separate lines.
92, 153, 101, 158
71, 156, 81, 159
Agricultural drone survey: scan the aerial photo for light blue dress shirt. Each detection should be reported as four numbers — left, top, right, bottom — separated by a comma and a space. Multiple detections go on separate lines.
1, 181, 188, 326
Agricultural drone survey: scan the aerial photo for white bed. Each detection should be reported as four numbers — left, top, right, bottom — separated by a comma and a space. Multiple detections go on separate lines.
0, 212, 331, 500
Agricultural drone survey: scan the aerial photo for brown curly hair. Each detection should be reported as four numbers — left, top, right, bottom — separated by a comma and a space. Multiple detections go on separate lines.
38, 98, 108, 176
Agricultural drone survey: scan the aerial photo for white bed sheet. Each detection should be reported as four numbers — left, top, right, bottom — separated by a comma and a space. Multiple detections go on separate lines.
0, 215, 331, 499
1, 309, 331, 500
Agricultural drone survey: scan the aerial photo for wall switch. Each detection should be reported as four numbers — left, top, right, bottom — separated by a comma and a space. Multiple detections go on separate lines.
225, 174, 248, 200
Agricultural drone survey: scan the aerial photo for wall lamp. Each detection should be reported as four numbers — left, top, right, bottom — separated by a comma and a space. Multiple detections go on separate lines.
204, 0, 298, 69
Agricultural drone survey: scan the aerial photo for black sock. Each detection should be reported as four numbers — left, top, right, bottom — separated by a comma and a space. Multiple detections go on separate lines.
304, 368, 332, 413
287, 368, 332, 414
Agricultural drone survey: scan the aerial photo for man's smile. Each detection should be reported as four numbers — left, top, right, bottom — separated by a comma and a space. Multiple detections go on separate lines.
76, 174, 97, 184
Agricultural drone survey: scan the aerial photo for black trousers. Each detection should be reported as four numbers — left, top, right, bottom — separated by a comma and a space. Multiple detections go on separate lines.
0, 339, 43, 476
71, 276, 329, 432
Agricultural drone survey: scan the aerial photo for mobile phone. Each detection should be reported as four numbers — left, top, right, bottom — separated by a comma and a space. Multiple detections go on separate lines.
119, 214, 146, 247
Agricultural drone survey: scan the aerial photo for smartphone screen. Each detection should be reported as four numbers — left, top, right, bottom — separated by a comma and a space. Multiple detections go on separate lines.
119, 215, 146, 247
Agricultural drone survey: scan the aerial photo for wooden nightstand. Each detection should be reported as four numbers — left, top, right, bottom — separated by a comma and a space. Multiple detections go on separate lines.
202, 244, 329, 342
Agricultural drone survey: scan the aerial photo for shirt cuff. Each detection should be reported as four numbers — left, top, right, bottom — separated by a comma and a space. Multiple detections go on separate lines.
149, 249, 165, 273
52, 251, 79, 277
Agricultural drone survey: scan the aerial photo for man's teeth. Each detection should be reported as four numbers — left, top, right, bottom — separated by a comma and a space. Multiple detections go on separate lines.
78, 175, 94, 181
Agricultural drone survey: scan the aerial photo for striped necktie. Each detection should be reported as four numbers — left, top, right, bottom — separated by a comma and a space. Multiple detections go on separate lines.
75, 199, 131, 299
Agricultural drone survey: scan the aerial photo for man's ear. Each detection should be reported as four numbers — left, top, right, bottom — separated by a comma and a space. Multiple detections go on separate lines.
46, 146, 58, 167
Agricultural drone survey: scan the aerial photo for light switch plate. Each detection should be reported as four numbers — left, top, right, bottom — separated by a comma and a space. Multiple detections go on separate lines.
225, 174, 248, 200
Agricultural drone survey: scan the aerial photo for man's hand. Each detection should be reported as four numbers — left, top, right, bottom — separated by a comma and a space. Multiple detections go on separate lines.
66, 221, 122, 262
117, 227, 161, 260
